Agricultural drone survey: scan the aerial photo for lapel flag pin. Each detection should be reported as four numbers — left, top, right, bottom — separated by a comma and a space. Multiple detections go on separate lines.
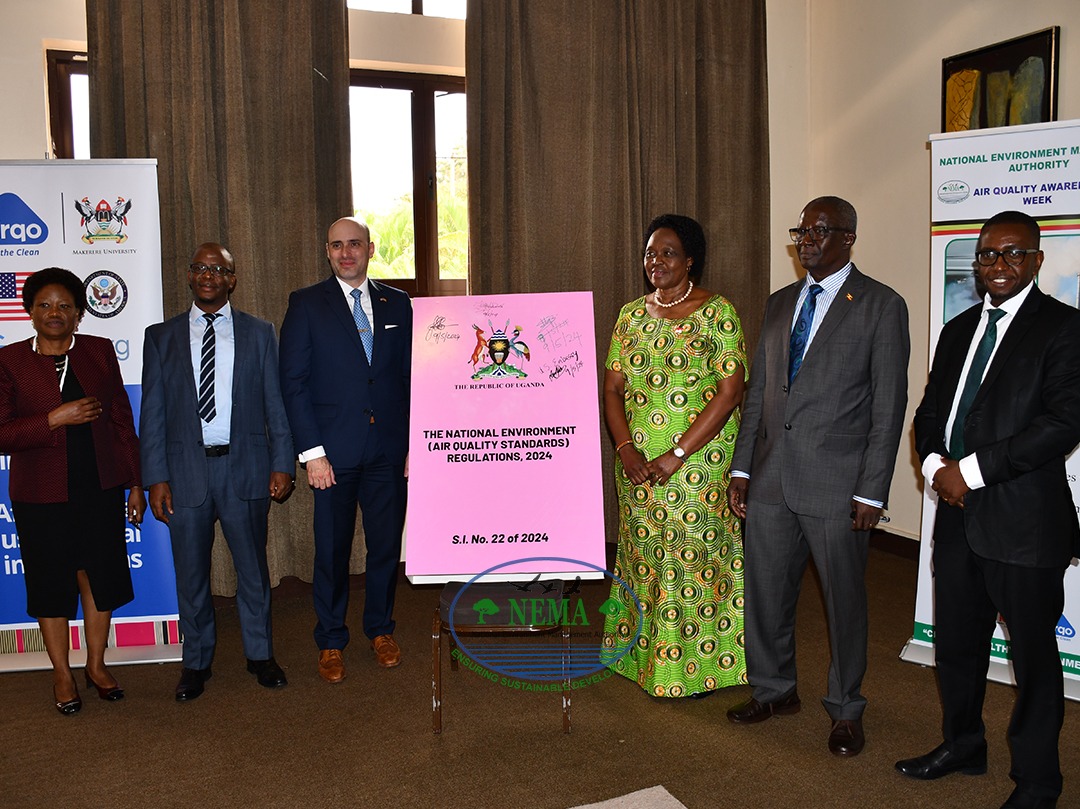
846, 293, 853, 301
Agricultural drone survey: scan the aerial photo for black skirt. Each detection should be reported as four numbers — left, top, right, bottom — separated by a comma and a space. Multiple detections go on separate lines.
13, 355, 134, 619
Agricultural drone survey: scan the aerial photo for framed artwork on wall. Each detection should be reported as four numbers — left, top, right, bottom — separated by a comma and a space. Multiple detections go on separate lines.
942, 27, 1059, 132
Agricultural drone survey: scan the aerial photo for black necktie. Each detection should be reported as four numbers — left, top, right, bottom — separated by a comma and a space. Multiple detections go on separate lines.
198, 312, 218, 423
949, 308, 1006, 458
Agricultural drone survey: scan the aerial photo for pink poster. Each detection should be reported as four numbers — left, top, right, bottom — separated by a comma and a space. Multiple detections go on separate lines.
406, 292, 606, 582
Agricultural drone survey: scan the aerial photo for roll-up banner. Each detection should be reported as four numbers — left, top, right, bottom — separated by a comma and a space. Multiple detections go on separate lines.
0, 160, 180, 672
902, 120, 1080, 698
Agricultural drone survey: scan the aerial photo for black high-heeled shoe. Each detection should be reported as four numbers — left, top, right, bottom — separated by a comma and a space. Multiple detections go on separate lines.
54, 684, 82, 716
84, 669, 125, 701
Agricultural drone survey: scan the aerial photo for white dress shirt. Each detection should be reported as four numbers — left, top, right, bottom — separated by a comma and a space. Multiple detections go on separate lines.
922, 280, 1035, 492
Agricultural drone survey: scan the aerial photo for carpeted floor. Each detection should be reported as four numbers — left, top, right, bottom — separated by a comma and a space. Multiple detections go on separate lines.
1, 537, 1077, 809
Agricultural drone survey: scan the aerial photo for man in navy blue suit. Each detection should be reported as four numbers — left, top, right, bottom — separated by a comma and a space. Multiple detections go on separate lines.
279, 217, 412, 682
141, 243, 295, 701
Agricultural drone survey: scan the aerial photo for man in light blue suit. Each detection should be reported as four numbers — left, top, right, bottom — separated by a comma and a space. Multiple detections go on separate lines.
141, 243, 295, 701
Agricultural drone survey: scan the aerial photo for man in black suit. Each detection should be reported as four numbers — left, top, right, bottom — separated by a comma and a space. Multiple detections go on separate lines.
898, 211, 1080, 809
279, 217, 412, 683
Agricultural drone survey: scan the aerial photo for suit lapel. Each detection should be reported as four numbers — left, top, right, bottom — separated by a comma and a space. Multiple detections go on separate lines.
936, 306, 980, 410
972, 286, 1043, 408
173, 314, 199, 409
368, 279, 389, 367
771, 282, 801, 371
322, 276, 369, 365
231, 310, 249, 404
798, 266, 864, 371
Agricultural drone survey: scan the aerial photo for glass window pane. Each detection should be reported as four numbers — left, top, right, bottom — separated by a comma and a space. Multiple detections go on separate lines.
347, 0, 412, 13
70, 73, 90, 159
423, 0, 466, 19
350, 86, 416, 280
434, 91, 467, 280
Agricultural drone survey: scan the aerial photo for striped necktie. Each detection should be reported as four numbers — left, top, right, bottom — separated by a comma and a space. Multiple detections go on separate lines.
197, 312, 218, 423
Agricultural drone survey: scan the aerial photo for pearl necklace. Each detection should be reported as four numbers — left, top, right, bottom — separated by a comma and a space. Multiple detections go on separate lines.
33, 333, 75, 391
653, 280, 693, 309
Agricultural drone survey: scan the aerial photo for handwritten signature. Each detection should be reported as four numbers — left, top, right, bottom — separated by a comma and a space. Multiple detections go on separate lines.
540, 350, 584, 380
425, 315, 461, 344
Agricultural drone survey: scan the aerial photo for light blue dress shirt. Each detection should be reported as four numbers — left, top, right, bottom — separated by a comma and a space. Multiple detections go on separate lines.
189, 301, 234, 447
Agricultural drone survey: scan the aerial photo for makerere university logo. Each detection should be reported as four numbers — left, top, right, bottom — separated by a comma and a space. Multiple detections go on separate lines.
74, 196, 133, 244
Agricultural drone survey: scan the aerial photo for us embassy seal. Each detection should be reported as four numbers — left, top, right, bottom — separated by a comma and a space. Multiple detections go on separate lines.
84, 270, 129, 319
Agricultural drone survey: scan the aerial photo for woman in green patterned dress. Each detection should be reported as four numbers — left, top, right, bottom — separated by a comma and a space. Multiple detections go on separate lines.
601, 214, 747, 698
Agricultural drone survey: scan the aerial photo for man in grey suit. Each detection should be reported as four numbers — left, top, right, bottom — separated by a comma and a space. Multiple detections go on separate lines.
141, 243, 295, 701
725, 197, 909, 756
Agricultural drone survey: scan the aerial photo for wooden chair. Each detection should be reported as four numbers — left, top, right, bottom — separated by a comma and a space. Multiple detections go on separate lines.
432, 579, 570, 734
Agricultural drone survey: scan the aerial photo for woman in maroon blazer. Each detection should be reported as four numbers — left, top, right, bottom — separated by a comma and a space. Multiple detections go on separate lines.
0, 268, 145, 715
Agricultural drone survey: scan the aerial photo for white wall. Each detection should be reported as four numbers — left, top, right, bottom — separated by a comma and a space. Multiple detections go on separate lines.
0, 0, 88, 159
349, 10, 464, 74
767, 0, 1080, 539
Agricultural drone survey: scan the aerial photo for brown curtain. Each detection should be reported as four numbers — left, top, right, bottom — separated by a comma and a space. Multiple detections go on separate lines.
87, 0, 356, 594
466, 0, 771, 536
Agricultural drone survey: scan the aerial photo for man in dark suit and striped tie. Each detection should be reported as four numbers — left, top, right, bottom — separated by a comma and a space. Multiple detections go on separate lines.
141, 243, 295, 701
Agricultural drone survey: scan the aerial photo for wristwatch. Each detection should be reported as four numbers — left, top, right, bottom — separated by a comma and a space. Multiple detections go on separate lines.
673, 446, 686, 460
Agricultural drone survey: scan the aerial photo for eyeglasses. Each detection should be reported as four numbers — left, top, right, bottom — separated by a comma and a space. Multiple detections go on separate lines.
973, 248, 1039, 267
189, 263, 234, 277
788, 226, 849, 242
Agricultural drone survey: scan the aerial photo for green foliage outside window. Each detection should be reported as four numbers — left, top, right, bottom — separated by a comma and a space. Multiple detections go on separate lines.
361, 149, 468, 281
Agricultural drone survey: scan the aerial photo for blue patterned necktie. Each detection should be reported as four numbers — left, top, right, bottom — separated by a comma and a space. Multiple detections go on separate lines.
197, 312, 218, 423
788, 284, 824, 385
949, 308, 1006, 459
351, 288, 373, 363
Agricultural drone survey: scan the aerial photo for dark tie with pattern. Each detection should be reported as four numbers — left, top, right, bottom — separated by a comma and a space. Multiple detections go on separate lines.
788, 284, 824, 385
949, 308, 1006, 459
351, 288, 374, 363
197, 312, 218, 423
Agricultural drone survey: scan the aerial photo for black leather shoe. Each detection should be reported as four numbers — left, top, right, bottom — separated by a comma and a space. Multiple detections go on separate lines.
828, 718, 865, 757
246, 657, 287, 688
175, 667, 212, 702
85, 669, 125, 701
1001, 787, 1058, 809
895, 742, 987, 780
726, 690, 801, 724
54, 683, 82, 716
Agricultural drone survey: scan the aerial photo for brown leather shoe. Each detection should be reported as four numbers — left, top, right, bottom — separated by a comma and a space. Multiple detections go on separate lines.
828, 718, 865, 757
318, 649, 345, 683
726, 690, 801, 724
372, 634, 401, 668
